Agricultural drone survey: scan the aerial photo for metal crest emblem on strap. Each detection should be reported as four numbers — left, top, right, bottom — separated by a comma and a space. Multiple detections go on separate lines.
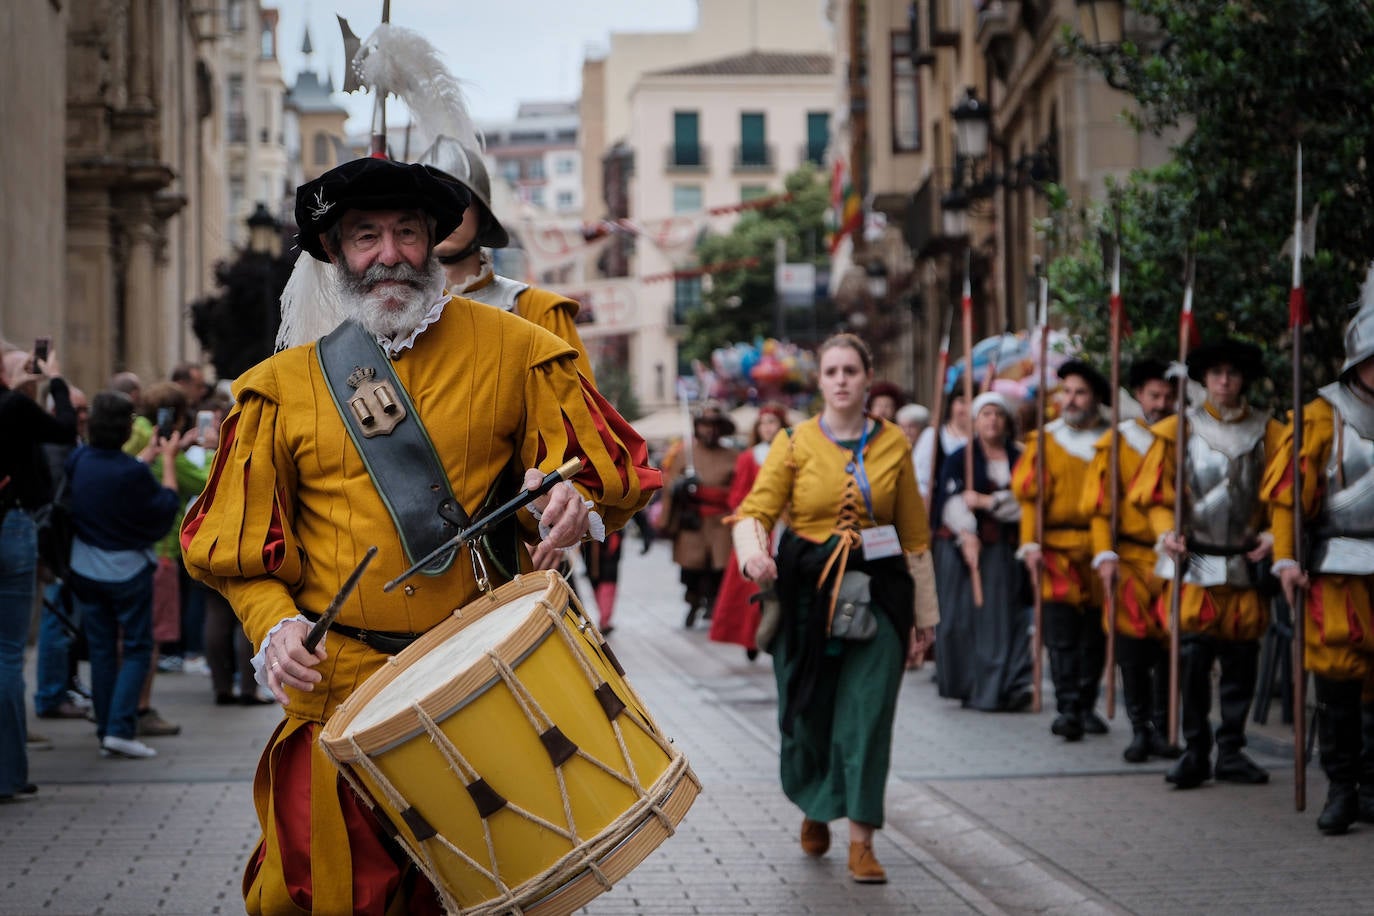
347, 364, 408, 437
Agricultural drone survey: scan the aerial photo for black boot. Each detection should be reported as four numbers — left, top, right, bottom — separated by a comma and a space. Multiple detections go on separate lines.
1314, 678, 1363, 835
1166, 636, 1214, 789
1044, 603, 1084, 741
1049, 648, 1084, 740
1079, 618, 1109, 734
1357, 701, 1374, 824
1214, 640, 1268, 784
1115, 642, 1159, 763
1149, 650, 1183, 759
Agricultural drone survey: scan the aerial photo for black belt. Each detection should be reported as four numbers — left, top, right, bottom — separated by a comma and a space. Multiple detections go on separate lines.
1188, 540, 1257, 558
300, 610, 425, 655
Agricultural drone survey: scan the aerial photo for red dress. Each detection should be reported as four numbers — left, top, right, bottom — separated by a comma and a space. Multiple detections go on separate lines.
708, 444, 770, 650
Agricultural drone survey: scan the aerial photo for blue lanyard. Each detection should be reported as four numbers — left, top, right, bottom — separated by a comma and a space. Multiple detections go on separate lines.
820, 417, 875, 522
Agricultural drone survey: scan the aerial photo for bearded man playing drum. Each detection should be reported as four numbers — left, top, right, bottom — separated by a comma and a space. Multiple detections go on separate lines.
181, 157, 658, 915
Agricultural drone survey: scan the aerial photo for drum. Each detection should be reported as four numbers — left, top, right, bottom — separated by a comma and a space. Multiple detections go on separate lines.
318, 571, 700, 915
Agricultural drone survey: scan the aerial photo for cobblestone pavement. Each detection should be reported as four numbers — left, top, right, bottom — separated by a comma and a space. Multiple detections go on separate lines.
4, 543, 1369, 915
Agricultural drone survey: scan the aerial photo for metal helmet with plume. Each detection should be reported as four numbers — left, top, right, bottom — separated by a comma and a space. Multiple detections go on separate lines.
276, 17, 484, 352
1341, 261, 1374, 380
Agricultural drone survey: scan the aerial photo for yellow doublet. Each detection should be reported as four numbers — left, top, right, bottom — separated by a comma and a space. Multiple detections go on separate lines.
740, 419, 930, 552
1129, 407, 1285, 641
1011, 427, 1102, 607
1082, 421, 1168, 640
1261, 397, 1374, 683
463, 273, 596, 382
184, 295, 645, 722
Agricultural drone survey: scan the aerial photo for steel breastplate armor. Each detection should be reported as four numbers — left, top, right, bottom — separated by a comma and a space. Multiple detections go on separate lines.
463, 274, 530, 312
1310, 382, 1374, 574
1158, 405, 1270, 587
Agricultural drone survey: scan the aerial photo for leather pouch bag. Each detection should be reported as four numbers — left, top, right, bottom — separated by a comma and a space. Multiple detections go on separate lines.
830, 570, 878, 641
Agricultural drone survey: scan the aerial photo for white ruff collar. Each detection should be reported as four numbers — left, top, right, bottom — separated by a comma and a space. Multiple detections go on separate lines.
377, 293, 452, 357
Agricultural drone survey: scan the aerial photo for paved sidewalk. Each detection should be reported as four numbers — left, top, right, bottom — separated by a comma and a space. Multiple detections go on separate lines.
3, 542, 1370, 915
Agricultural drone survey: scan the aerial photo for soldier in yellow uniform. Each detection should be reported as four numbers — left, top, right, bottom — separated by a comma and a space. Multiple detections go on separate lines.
1082, 358, 1180, 762
423, 138, 595, 381
1262, 290, 1374, 834
180, 158, 658, 915
1130, 339, 1283, 790
1013, 361, 1112, 741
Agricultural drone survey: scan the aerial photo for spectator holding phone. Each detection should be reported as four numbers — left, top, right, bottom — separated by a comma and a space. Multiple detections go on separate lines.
1, 341, 76, 796
66, 391, 180, 758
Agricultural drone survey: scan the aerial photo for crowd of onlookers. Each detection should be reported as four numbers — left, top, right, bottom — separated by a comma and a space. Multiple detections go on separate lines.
1, 338, 265, 800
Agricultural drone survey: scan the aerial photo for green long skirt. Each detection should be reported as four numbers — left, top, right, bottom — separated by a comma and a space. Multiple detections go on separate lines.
772, 603, 904, 827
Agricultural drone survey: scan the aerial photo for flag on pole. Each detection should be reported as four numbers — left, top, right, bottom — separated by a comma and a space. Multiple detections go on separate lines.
827, 157, 863, 254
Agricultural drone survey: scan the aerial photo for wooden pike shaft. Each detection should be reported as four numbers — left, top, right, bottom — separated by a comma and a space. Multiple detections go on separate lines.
961, 255, 983, 608
1031, 275, 1049, 715
1292, 143, 1307, 813
1105, 291, 1122, 721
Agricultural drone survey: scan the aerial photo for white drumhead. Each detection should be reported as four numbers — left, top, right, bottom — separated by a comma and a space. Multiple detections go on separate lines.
345, 590, 548, 734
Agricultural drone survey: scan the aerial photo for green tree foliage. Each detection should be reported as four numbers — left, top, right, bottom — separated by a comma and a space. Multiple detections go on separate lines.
679, 163, 835, 367
592, 358, 642, 421
1055, 0, 1374, 407
190, 248, 295, 381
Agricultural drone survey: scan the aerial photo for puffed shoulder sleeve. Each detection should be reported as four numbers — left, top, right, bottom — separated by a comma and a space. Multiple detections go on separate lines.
180, 359, 304, 648
521, 344, 661, 532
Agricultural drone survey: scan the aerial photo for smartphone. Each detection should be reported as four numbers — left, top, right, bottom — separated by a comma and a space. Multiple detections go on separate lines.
33, 337, 50, 364
196, 409, 216, 445
156, 406, 176, 440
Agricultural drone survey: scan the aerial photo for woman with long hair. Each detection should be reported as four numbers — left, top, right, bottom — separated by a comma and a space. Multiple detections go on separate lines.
732, 333, 938, 885
708, 403, 790, 658
931, 392, 1032, 711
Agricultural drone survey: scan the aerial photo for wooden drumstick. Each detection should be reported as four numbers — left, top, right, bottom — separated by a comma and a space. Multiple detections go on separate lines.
385, 458, 585, 592
304, 546, 378, 653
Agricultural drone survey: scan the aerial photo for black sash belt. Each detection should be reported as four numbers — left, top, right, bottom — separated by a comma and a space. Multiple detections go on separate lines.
300, 609, 424, 655
1188, 540, 1257, 558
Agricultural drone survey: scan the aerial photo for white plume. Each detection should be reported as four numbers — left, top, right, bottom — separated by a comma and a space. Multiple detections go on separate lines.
1358, 260, 1374, 314
354, 23, 482, 154
276, 253, 348, 350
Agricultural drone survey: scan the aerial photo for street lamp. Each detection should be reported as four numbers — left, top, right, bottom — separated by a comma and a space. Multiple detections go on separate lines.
951, 88, 991, 160
246, 202, 281, 256
865, 261, 889, 301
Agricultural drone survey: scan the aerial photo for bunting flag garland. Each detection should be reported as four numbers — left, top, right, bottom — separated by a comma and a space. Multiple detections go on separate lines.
512, 192, 793, 277
641, 257, 761, 284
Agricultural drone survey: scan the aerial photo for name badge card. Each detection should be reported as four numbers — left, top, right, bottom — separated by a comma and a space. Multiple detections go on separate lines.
861, 525, 901, 560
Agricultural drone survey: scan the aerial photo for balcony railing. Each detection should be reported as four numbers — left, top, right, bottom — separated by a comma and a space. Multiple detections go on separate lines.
665, 143, 709, 172
799, 143, 827, 167
732, 143, 775, 172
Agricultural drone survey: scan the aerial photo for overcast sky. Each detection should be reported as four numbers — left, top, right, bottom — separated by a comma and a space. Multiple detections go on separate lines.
274, 1, 699, 129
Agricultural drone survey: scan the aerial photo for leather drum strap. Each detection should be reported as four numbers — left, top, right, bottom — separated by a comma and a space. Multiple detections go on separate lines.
316, 321, 467, 575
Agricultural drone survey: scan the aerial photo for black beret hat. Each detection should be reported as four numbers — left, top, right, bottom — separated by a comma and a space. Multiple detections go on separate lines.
1127, 357, 1171, 391
294, 158, 471, 262
1057, 359, 1112, 406
1186, 339, 1264, 385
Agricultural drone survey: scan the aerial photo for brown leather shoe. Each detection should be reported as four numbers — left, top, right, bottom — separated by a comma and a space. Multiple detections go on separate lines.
847, 841, 887, 883
800, 818, 830, 857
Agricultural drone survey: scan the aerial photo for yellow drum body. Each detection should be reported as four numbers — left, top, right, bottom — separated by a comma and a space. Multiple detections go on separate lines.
318, 572, 699, 916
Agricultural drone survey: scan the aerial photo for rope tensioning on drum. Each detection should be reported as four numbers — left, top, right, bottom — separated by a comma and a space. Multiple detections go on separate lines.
538, 601, 648, 791
551, 594, 680, 762
339, 734, 479, 915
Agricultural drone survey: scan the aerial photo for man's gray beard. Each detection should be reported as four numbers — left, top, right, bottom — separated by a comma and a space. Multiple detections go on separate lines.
1062, 406, 1095, 428
338, 256, 446, 340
